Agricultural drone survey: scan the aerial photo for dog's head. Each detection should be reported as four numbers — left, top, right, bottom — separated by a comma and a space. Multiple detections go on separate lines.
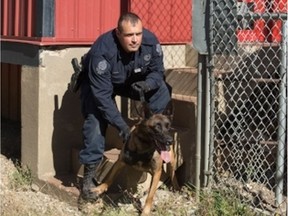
134, 100, 174, 151
146, 113, 173, 150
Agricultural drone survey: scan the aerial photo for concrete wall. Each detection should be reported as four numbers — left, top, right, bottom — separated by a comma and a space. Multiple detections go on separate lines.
21, 66, 40, 177
21, 48, 89, 178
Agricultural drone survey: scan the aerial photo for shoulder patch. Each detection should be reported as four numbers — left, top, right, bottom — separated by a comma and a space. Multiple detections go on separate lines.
96, 60, 108, 75
144, 54, 151, 61
156, 44, 163, 56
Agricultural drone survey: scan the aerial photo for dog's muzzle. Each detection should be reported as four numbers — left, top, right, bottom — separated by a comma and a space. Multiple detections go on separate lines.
162, 134, 173, 151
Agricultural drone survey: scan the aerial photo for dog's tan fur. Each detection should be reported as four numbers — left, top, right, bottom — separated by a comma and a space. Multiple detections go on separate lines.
92, 110, 180, 215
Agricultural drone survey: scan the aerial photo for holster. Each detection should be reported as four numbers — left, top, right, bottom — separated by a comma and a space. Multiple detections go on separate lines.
68, 56, 85, 93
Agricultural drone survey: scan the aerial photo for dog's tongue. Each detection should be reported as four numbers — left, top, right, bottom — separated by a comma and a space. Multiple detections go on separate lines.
161, 151, 171, 163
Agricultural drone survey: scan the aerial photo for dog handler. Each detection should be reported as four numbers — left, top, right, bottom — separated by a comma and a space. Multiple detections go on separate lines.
78, 12, 171, 202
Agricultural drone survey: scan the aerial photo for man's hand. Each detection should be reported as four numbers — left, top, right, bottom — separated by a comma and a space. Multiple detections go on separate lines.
131, 81, 150, 93
119, 126, 131, 143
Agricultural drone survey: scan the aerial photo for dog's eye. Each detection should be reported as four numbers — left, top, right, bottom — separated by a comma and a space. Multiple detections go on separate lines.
165, 122, 170, 129
155, 123, 162, 131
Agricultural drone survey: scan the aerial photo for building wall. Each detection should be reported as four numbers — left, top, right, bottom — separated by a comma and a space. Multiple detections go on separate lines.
21, 47, 88, 177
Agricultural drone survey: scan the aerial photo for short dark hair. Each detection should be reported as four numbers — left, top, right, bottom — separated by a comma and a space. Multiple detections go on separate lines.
117, 12, 142, 32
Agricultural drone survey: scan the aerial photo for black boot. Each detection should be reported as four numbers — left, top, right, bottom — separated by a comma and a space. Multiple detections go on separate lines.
79, 163, 100, 203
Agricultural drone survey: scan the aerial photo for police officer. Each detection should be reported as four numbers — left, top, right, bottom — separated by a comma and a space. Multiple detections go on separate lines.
78, 12, 171, 202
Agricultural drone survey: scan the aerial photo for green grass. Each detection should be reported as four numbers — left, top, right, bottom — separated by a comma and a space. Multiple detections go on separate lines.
9, 160, 33, 190
195, 188, 257, 216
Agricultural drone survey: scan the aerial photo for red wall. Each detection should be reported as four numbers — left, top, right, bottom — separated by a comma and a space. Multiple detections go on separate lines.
1, 0, 36, 38
54, 0, 121, 43
1, 0, 192, 45
129, 0, 192, 44
1, 0, 121, 45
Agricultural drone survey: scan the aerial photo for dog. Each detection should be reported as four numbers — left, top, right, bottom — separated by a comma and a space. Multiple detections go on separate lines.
92, 102, 180, 215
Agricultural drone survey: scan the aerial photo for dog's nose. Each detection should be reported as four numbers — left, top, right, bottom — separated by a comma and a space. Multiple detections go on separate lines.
166, 145, 171, 151
166, 135, 173, 145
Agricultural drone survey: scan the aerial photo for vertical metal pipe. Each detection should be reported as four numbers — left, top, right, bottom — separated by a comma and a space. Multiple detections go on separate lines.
203, 54, 211, 187
195, 54, 203, 201
206, 56, 215, 189
206, 0, 215, 188
275, 19, 287, 206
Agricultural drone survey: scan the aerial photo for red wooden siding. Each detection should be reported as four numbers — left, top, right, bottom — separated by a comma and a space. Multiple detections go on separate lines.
129, 0, 192, 44
54, 0, 120, 42
1, 0, 35, 38
1, 63, 21, 121
1, 0, 121, 45
1, 0, 193, 45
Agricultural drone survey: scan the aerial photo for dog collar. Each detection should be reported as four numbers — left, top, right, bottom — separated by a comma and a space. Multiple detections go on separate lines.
123, 144, 155, 165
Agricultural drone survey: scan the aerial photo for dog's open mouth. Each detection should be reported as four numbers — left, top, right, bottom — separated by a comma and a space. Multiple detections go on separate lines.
157, 138, 172, 163
161, 150, 171, 163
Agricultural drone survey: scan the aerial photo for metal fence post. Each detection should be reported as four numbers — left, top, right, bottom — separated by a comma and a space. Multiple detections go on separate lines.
275, 18, 287, 206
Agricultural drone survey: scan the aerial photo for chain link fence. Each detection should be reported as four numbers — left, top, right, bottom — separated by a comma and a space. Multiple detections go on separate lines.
208, 0, 287, 214
131, 0, 287, 214
130, 0, 194, 69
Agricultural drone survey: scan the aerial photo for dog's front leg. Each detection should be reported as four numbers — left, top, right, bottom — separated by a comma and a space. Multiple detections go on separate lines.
91, 160, 125, 195
141, 167, 162, 216
168, 150, 180, 190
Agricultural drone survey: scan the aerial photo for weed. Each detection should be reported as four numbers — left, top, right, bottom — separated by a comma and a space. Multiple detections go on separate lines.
196, 188, 257, 216
9, 160, 33, 190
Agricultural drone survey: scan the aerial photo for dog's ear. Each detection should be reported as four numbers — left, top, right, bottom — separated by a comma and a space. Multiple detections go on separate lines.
162, 100, 174, 122
142, 102, 153, 119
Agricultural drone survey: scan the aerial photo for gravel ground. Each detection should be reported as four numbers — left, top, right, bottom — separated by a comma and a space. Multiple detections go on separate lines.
0, 154, 197, 216
1, 118, 287, 216
0, 118, 83, 215
0, 154, 82, 216
0, 118, 197, 216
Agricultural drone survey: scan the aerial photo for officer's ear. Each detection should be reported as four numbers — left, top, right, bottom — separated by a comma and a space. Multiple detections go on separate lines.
116, 28, 121, 38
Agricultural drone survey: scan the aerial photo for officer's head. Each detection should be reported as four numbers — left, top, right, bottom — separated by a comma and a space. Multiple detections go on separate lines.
116, 12, 143, 53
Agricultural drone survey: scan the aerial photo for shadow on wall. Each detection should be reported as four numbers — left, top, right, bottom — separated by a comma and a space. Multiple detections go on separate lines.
52, 90, 83, 185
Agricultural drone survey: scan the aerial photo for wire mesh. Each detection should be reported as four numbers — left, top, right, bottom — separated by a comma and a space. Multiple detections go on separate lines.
129, 0, 193, 68
130, 0, 287, 214
209, 0, 287, 214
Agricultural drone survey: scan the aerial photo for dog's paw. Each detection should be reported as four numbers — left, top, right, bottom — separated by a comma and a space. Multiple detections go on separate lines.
91, 183, 108, 195
141, 206, 152, 216
141, 211, 151, 216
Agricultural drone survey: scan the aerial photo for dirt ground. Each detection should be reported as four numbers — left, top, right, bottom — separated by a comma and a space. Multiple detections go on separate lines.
0, 118, 197, 216
2, 117, 287, 215
0, 118, 82, 215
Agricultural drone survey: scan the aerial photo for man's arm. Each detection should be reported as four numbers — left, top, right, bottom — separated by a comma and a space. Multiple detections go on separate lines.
145, 43, 165, 90
87, 54, 129, 132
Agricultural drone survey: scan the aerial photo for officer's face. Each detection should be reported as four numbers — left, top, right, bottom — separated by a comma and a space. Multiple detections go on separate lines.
116, 20, 143, 53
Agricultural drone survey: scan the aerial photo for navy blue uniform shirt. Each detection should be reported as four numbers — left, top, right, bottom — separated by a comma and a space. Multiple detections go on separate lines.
81, 28, 165, 132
